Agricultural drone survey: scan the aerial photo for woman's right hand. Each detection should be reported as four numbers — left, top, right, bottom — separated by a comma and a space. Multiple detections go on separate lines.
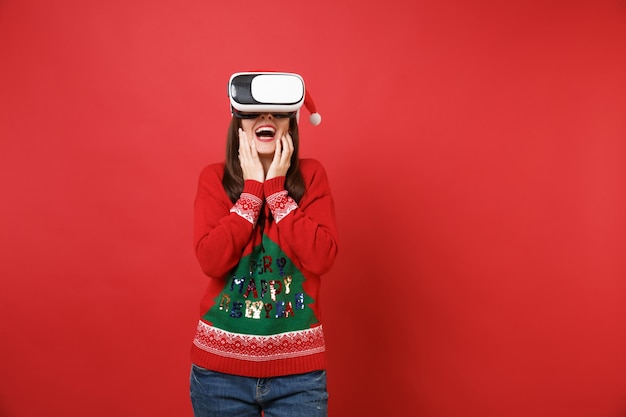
238, 128, 265, 182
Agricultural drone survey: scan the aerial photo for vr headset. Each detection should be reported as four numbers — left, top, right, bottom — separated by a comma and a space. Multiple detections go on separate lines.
228, 72, 321, 125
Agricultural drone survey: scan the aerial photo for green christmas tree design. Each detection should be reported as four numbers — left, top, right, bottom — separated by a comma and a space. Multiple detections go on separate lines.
203, 235, 318, 335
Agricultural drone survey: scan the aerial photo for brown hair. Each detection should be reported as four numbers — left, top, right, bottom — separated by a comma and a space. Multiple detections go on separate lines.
222, 117, 305, 204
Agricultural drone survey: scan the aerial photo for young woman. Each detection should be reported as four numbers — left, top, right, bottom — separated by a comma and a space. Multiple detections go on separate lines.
189, 72, 339, 417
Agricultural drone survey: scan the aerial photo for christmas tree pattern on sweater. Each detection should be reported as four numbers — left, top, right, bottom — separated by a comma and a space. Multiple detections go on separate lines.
194, 235, 324, 361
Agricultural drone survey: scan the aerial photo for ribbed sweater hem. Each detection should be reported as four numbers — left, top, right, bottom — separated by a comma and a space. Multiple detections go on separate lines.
190, 346, 327, 378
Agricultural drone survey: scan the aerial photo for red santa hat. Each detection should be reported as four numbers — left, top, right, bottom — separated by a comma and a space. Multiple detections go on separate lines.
304, 89, 322, 126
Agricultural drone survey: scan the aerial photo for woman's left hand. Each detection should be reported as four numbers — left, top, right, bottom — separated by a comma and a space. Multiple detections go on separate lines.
266, 132, 294, 180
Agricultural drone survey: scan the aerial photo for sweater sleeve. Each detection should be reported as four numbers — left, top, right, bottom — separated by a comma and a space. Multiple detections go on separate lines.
264, 159, 339, 276
194, 164, 264, 279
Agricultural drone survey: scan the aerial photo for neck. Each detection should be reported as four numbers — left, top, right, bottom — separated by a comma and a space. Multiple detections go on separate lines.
260, 155, 272, 174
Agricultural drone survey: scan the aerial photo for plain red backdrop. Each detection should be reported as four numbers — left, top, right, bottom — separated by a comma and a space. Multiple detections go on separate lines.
1, 0, 625, 416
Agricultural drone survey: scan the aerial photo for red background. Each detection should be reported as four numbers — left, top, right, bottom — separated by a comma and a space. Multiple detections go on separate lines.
1, 1, 625, 416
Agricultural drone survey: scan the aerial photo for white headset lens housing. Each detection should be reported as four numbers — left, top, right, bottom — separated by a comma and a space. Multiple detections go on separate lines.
229, 72, 305, 113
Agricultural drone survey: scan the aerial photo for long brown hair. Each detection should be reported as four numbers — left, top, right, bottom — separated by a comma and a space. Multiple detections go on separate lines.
222, 116, 306, 204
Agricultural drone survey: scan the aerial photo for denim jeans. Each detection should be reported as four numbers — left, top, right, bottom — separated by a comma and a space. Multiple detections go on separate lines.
190, 364, 328, 417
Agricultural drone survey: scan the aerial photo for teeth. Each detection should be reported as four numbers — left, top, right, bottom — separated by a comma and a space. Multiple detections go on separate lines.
254, 126, 276, 137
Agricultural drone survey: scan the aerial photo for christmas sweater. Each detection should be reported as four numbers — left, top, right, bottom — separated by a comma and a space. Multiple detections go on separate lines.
191, 158, 338, 378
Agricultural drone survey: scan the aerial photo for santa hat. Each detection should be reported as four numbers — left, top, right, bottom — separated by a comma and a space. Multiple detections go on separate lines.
304, 89, 322, 126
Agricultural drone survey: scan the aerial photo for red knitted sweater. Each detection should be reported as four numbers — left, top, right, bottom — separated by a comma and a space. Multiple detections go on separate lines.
190, 158, 338, 377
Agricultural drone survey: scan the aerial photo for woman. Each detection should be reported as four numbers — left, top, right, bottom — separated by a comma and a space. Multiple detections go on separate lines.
190, 72, 339, 417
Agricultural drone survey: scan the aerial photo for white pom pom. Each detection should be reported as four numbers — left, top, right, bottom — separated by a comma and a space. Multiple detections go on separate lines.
309, 112, 322, 126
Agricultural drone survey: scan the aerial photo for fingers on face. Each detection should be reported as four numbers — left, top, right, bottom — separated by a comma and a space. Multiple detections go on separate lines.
238, 128, 245, 146
238, 128, 255, 152
283, 133, 294, 154
237, 129, 244, 158
279, 134, 292, 163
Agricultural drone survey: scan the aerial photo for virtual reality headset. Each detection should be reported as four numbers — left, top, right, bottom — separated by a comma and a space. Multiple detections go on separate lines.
228, 71, 322, 125
228, 72, 305, 113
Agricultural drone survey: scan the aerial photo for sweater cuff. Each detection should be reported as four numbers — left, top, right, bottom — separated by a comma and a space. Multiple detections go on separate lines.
230, 180, 264, 225
263, 176, 286, 197
243, 180, 264, 199
265, 177, 298, 224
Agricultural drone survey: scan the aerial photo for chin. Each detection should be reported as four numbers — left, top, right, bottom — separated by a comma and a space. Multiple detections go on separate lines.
255, 147, 276, 157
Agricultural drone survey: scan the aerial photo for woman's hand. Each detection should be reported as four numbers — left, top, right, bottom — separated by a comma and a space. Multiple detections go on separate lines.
238, 128, 265, 182
266, 132, 294, 180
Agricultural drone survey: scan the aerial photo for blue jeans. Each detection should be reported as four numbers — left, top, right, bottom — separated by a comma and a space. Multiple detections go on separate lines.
190, 365, 328, 417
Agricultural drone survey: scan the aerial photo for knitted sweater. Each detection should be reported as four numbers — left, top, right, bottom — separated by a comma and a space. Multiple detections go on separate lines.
191, 158, 339, 378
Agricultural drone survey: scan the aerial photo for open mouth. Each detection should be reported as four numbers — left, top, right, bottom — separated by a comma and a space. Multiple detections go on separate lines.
255, 126, 276, 140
